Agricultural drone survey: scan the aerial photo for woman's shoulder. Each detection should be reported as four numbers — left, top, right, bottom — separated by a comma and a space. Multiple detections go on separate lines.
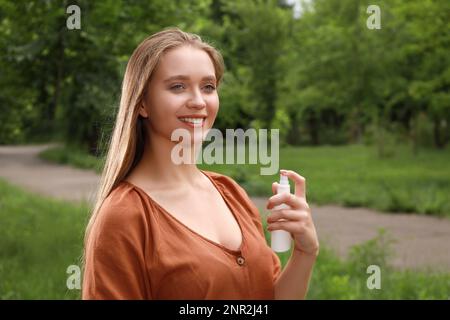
95, 181, 149, 229
104, 181, 144, 207
87, 181, 152, 251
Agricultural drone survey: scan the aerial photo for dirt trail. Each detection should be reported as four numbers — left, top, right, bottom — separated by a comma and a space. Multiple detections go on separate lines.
1, 144, 449, 271
0, 144, 99, 203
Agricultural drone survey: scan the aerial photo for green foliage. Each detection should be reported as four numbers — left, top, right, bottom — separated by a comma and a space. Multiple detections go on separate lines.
0, 0, 211, 148
221, 0, 291, 128
348, 229, 395, 273
227, 166, 269, 196
307, 229, 450, 299
271, 108, 291, 146
279, 0, 450, 148
39, 144, 104, 173
1, 0, 449, 150
214, 67, 257, 130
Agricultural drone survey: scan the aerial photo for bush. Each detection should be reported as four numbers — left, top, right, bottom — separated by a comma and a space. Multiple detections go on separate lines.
347, 229, 395, 273
39, 144, 104, 173
308, 229, 450, 299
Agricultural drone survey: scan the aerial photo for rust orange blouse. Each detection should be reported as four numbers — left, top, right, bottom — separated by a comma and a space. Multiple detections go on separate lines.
82, 170, 282, 299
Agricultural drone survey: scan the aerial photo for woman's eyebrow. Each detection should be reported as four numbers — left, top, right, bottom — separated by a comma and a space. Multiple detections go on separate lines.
163, 75, 216, 83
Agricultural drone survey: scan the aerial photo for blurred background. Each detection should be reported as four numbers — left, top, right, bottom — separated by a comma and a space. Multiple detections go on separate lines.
0, 0, 449, 299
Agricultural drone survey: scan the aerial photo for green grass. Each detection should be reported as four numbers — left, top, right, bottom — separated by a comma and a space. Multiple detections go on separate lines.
0, 179, 87, 299
40, 143, 450, 217
1, 179, 449, 299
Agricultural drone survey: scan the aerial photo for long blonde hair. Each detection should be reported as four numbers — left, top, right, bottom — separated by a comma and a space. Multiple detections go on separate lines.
83, 27, 225, 256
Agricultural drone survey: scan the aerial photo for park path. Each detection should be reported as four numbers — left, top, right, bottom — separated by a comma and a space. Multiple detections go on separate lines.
1, 144, 449, 272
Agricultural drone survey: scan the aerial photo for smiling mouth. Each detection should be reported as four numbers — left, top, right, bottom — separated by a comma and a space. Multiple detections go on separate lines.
178, 117, 206, 127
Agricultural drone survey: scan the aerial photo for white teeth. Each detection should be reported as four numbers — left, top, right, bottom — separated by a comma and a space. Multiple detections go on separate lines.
179, 117, 204, 124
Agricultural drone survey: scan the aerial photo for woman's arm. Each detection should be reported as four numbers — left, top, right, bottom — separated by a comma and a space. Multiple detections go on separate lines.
266, 169, 320, 300
274, 250, 318, 299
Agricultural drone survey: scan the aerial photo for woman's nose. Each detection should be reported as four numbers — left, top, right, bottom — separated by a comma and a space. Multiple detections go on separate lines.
187, 89, 206, 109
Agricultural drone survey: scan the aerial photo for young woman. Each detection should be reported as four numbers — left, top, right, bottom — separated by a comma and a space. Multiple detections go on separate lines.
82, 27, 319, 300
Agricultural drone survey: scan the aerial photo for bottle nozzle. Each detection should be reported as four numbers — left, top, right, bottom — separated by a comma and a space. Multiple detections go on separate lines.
279, 174, 289, 186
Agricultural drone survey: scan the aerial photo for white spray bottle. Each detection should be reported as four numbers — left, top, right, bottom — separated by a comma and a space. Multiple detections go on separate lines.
270, 174, 292, 252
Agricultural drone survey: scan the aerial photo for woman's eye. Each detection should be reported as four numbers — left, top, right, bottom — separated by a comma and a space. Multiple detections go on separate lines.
204, 85, 216, 92
170, 84, 216, 92
170, 84, 185, 91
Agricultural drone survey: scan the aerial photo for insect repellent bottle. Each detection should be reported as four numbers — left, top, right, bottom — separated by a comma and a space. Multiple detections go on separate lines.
271, 174, 292, 253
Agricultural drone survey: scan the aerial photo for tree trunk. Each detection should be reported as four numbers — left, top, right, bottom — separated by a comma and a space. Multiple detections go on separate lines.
51, 28, 65, 127
308, 113, 319, 145
410, 116, 418, 155
433, 118, 446, 149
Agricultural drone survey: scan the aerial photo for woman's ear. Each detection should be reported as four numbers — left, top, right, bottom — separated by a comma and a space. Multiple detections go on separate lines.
139, 103, 149, 119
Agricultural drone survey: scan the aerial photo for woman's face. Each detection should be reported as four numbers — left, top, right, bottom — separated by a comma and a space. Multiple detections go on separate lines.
141, 45, 219, 145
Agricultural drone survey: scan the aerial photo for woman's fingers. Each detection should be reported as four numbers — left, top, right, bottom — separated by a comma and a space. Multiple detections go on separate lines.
280, 169, 306, 199
266, 209, 308, 223
266, 192, 308, 210
272, 182, 278, 195
267, 220, 304, 234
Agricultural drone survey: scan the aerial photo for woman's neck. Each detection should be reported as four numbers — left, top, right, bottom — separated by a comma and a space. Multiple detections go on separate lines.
128, 132, 206, 190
